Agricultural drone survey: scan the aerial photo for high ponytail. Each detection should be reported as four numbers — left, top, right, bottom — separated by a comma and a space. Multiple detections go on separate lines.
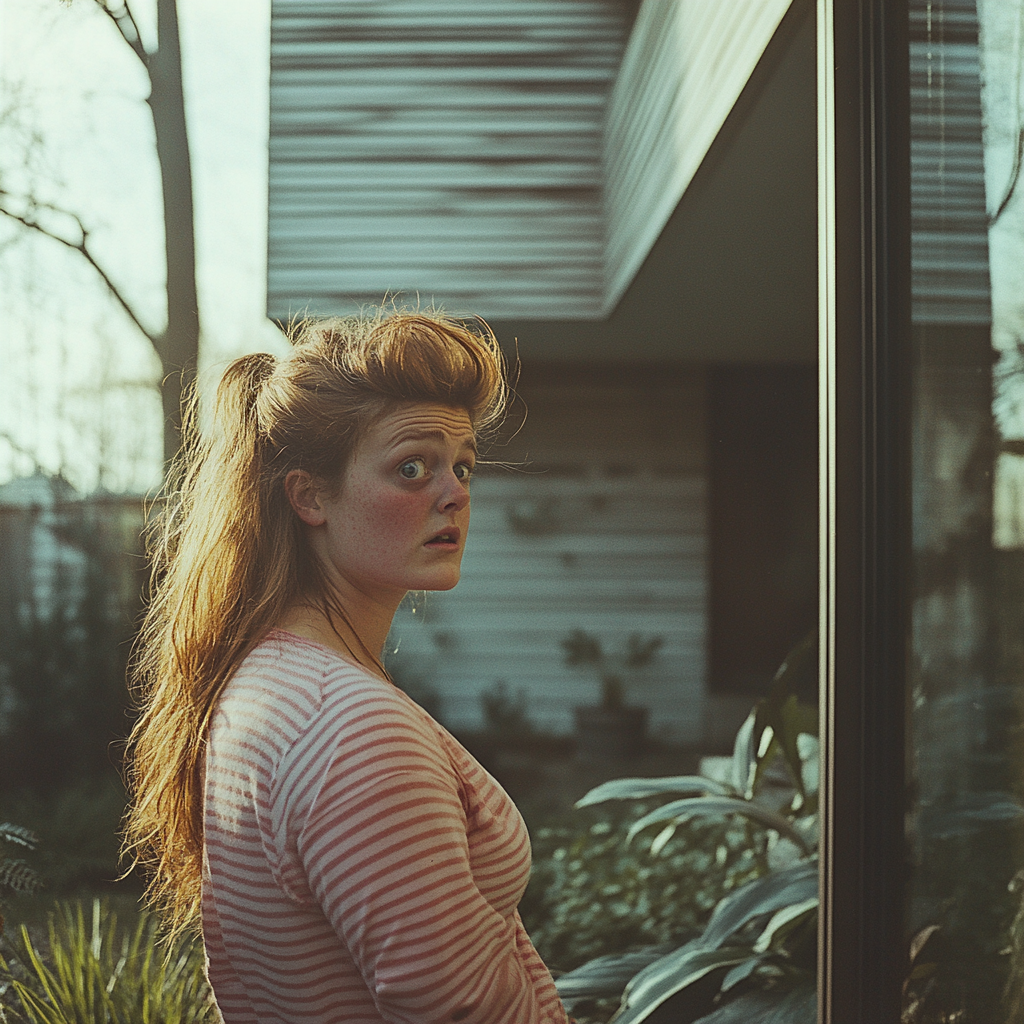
123, 310, 507, 938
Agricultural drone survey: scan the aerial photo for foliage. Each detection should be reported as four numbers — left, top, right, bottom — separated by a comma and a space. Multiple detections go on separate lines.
0, 497, 142, 799
550, 631, 819, 1024
0, 899, 216, 1024
561, 630, 665, 710
0, 826, 41, 935
1003, 870, 1024, 1023
0, 779, 129, 898
523, 807, 764, 975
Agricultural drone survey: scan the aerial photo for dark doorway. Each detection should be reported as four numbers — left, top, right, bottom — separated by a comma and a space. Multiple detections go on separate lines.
708, 365, 817, 696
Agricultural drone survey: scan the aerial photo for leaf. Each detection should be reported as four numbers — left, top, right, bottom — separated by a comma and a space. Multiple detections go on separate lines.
909, 924, 940, 963
701, 862, 818, 950
721, 954, 768, 992
796, 735, 819, 798
754, 696, 818, 801
752, 897, 818, 953
0, 824, 38, 850
562, 629, 603, 666
626, 797, 812, 856
732, 713, 757, 796
576, 775, 735, 808
1, 899, 217, 1023
774, 696, 815, 791
555, 945, 675, 1003
610, 942, 753, 1024
0, 859, 41, 895
767, 631, 818, 707
650, 823, 677, 857
908, 961, 938, 982
691, 980, 817, 1023
625, 634, 664, 668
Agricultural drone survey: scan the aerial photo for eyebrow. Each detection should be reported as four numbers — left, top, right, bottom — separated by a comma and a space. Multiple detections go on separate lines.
391, 429, 478, 455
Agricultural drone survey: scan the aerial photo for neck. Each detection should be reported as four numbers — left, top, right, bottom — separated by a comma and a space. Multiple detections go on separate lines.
278, 585, 403, 680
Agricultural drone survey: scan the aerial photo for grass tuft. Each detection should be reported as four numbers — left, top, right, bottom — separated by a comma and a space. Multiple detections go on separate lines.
0, 898, 217, 1024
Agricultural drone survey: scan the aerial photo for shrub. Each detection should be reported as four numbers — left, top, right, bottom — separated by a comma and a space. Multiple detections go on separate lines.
480, 681, 535, 737
523, 808, 762, 975
0, 496, 143, 800
548, 631, 820, 1024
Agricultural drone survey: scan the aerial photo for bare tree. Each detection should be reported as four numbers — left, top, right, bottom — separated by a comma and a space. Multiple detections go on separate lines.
0, 0, 198, 468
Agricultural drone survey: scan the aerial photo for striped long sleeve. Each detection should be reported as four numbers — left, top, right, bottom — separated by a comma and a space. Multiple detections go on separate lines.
203, 630, 568, 1024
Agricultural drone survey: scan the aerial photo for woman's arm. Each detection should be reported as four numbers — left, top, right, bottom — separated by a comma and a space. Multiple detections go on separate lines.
292, 693, 567, 1024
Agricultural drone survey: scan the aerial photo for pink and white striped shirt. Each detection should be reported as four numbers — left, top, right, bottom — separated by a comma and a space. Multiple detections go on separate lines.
202, 630, 568, 1024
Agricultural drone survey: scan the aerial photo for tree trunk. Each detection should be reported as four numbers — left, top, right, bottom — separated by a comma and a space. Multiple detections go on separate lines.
148, 0, 199, 468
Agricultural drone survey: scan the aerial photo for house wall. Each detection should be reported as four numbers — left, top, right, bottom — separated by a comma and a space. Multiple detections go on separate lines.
386, 364, 708, 742
267, 0, 633, 321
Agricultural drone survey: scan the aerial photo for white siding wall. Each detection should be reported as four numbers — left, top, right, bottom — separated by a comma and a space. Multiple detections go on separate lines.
268, 0, 631, 321
386, 370, 707, 742
603, 0, 793, 311
268, 0, 799, 320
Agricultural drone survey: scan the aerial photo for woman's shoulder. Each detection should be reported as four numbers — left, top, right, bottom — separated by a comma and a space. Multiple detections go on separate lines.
214, 630, 388, 739
246, 633, 457, 794
237, 629, 436, 740
212, 630, 444, 786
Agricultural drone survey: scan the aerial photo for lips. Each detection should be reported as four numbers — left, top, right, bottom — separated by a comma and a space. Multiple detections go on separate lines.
424, 527, 461, 547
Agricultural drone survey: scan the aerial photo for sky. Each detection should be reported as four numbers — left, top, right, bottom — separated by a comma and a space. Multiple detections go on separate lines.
0, 0, 287, 493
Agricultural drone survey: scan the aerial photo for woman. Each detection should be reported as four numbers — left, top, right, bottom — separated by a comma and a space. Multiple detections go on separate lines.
124, 311, 570, 1024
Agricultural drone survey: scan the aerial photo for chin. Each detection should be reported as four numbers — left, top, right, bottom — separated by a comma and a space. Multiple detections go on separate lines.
418, 568, 462, 592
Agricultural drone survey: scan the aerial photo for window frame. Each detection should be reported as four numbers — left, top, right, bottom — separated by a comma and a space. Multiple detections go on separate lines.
817, 0, 912, 1020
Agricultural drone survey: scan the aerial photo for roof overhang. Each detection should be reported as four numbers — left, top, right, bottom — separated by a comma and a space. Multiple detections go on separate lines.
267, 0, 815, 361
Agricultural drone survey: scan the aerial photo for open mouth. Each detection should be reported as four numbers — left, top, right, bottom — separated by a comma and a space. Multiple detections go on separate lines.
425, 530, 460, 547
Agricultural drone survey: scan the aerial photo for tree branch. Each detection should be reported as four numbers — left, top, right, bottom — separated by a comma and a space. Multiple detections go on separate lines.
92, 0, 151, 69
0, 190, 161, 352
0, 431, 43, 472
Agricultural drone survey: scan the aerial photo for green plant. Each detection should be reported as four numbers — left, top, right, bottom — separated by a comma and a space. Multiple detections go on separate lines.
0, 778, 129, 897
0, 899, 216, 1023
0, 496, 143, 799
0, 826, 40, 935
523, 808, 763, 978
553, 631, 819, 1024
561, 630, 664, 710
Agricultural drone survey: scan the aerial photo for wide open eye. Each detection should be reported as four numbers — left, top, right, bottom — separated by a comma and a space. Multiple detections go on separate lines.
454, 462, 474, 482
398, 458, 426, 480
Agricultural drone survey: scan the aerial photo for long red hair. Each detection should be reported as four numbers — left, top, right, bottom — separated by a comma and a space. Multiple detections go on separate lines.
123, 311, 507, 936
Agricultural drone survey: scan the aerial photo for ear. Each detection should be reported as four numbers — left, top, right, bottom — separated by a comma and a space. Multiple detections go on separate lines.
285, 469, 327, 526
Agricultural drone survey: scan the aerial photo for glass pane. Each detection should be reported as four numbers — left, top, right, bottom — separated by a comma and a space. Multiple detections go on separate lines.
907, 0, 1024, 1020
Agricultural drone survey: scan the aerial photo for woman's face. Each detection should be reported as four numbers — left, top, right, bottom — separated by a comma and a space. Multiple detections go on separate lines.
295, 402, 476, 608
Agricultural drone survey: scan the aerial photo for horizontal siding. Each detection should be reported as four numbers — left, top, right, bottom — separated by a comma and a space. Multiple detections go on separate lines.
909, 0, 992, 325
603, 0, 793, 312
268, 0, 631, 321
387, 372, 708, 742
389, 480, 706, 738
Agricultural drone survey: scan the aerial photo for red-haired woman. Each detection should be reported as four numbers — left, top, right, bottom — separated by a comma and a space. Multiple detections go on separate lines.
124, 312, 569, 1024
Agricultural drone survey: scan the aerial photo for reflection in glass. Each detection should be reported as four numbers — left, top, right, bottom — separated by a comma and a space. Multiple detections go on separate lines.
907, 0, 1024, 1020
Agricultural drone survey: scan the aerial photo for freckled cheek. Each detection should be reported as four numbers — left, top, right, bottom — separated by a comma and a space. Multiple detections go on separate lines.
348, 488, 429, 557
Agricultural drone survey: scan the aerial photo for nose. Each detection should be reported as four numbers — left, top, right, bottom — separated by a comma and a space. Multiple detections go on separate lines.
437, 471, 470, 514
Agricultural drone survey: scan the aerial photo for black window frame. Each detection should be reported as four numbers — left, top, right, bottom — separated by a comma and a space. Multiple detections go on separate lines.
818, 0, 911, 1020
